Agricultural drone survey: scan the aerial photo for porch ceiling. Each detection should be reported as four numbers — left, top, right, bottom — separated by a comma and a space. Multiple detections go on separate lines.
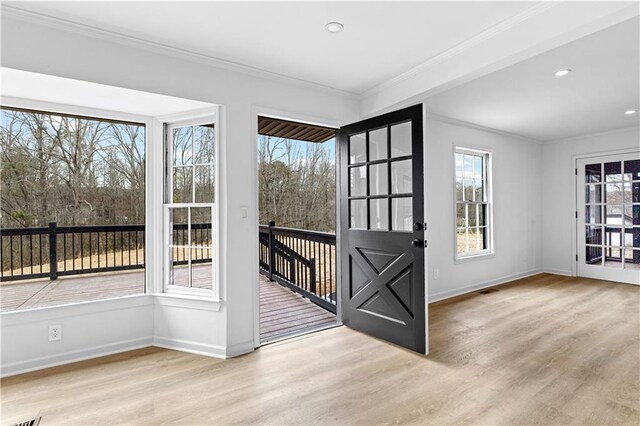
258, 116, 336, 143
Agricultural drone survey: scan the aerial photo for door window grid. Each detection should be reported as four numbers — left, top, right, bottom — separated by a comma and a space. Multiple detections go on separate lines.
584, 160, 640, 269
165, 123, 216, 292
455, 149, 492, 258
347, 121, 413, 232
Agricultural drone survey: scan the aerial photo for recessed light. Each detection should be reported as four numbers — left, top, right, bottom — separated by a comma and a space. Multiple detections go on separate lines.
554, 69, 572, 77
325, 22, 344, 34
625, 109, 637, 115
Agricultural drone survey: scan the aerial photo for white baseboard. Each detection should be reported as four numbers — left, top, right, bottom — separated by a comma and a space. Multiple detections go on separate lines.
0, 336, 153, 378
153, 336, 227, 359
542, 268, 574, 277
225, 340, 255, 357
428, 268, 543, 303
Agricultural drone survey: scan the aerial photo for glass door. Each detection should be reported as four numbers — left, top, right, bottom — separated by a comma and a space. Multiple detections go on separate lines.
577, 152, 640, 284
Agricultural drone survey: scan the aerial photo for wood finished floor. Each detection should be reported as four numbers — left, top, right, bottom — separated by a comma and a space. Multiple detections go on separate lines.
2, 273, 639, 425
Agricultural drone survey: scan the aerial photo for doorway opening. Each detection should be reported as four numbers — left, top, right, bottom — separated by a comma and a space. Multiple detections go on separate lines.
257, 116, 339, 344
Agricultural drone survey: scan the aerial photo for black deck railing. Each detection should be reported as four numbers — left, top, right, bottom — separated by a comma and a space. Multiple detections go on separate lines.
259, 221, 337, 314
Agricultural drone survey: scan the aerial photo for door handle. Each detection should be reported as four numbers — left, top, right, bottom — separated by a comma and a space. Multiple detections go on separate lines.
411, 239, 424, 248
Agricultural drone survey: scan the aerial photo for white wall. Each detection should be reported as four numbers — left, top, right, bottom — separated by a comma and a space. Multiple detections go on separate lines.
0, 14, 359, 375
541, 126, 640, 275
424, 117, 543, 301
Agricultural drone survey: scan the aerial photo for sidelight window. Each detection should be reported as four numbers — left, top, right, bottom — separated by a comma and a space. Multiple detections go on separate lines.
455, 148, 493, 259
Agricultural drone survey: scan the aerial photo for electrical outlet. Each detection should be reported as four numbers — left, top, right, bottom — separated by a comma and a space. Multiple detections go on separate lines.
433, 268, 440, 280
49, 324, 62, 341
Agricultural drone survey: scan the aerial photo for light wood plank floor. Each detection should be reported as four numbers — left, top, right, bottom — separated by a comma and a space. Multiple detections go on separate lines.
2, 274, 638, 425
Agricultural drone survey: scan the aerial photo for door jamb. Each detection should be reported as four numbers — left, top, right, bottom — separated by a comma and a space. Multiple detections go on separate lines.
250, 105, 341, 349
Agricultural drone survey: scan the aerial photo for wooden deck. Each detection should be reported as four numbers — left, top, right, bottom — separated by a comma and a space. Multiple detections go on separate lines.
0, 268, 336, 343
259, 275, 336, 343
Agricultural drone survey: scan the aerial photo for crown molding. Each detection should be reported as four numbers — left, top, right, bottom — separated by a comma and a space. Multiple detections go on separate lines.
0, 4, 359, 101
545, 124, 640, 145
361, 2, 560, 99
425, 112, 544, 146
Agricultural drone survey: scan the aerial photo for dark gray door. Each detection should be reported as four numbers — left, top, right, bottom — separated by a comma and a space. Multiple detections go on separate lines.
339, 104, 425, 353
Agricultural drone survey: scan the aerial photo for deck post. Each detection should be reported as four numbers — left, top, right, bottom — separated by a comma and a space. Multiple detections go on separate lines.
49, 222, 58, 280
268, 220, 276, 281
309, 258, 316, 294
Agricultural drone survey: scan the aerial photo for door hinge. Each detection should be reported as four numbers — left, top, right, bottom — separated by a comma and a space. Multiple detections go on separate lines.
576, 254, 579, 261
575, 168, 578, 176
575, 211, 578, 219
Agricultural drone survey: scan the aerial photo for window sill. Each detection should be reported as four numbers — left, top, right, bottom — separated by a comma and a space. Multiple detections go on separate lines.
153, 293, 222, 312
454, 251, 495, 264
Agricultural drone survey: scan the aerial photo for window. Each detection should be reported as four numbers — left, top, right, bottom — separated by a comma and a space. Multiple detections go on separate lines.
164, 120, 217, 296
455, 148, 492, 259
0, 107, 146, 311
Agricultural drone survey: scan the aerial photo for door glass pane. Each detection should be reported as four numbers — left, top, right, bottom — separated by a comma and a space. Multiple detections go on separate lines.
585, 163, 601, 183
350, 200, 367, 229
369, 127, 387, 161
190, 248, 213, 289
173, 127, 193, 166
391, 160, 412, 194
604, 162, 622, 182
350, 166, 367, 196
586, 226, 602, 245
369, 163, 388, 196
625, 248, 640, 269
194, 125, 215, 164
605, 227, 623, 246
585, 184, 601, 203
634, 183, 640, 203
390, 122, 411, 157
623, 183, 632, 205
391, 197, 412, 231
585, 246, 602, 265
634, 206, 640, 226
173, 166, 193, 203
349, 133, 366, 164
605, 205, 623, 224
630, 227, 640, 248
625, 159, 640, 181
605, 183, 623, 204
169, 248, 190, 287
585, 205, 602, 224
194, 165, 215, 203
369, 199, 389, 231
169, 207, 188, 246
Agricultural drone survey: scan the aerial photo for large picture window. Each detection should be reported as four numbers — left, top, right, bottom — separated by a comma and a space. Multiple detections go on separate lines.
455, 148, 492, 259
164, 120, 216, 296
0, 107, 146, 311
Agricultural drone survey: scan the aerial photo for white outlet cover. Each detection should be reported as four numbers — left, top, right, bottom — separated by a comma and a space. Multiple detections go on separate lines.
49, 324, 62, 341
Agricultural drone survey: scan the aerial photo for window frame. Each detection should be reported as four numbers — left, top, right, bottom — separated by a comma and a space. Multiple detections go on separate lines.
163, 114, 219, 299
453, 146, 494, 261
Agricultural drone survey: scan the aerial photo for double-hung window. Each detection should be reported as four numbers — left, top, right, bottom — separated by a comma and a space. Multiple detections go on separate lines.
164, 118, 217, 296
455, 148, 493, 259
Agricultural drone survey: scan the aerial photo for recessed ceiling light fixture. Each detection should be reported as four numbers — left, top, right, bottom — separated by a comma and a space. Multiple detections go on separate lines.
325, 22, 344, 34
625, 109, 637, 115
554, 69, 572, 77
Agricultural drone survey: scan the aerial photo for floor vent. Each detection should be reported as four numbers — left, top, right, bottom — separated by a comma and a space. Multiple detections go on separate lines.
478, 288, 499, 294
11, 417, 41, 426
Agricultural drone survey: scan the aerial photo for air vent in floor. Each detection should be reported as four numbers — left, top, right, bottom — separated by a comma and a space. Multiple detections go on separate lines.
11, 417, 41, 426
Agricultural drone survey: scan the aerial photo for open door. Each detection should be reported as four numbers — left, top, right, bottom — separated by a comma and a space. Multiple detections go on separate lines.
338, 104, 426, 353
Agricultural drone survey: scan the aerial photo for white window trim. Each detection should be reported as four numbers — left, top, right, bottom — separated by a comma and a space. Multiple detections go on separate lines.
453, 145, 495, 262
163, 111, 220, 300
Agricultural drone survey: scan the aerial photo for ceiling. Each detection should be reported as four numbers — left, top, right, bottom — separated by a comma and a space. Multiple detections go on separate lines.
425, 16, 640, 142
4, 1, 536, 95
0, 68, 214, 116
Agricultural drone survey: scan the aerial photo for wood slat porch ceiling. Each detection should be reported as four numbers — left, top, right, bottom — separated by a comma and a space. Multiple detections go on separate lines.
258, 116, 336, 143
